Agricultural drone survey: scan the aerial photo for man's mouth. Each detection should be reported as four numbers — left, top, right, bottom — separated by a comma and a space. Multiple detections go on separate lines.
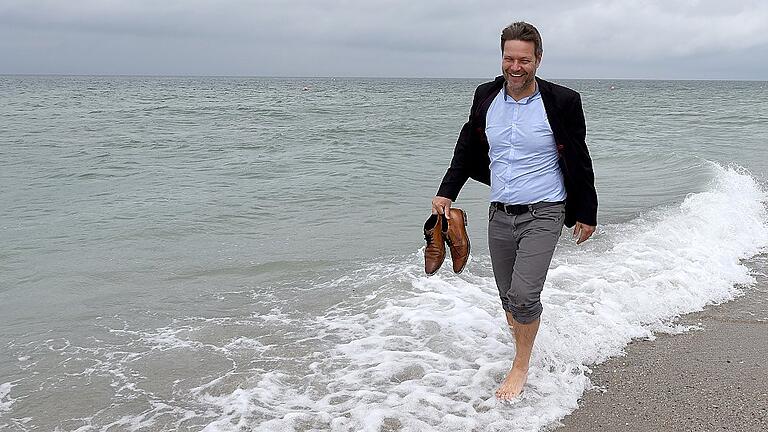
509, 73, 525, 77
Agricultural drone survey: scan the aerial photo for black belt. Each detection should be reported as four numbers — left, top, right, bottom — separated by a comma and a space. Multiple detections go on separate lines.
491, 201, 564, 215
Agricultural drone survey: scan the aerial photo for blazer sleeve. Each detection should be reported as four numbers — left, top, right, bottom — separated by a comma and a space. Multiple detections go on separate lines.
568, 94, 598, 226
436, 87, 481, 201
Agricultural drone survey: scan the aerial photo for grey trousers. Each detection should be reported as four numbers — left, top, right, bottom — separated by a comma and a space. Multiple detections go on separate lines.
487, 202, 565, 324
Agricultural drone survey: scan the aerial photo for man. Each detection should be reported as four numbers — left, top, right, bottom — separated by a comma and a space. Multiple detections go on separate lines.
431, 22, 597, 400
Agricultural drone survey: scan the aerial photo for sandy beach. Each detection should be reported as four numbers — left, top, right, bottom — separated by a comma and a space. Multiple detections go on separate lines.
557, 255, 768, 432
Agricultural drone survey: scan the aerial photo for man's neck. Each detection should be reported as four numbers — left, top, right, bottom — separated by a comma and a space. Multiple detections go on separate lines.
505, 80, 537, 101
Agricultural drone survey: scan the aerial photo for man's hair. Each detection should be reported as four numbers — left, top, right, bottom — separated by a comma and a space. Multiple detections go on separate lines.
500, 22, 543, 58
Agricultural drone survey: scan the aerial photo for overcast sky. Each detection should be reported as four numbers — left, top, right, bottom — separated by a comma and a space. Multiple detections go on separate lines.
1, 0, 767, 79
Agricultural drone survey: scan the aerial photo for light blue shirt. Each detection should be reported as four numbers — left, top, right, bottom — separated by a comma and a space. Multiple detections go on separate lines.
486, 84, 567, 205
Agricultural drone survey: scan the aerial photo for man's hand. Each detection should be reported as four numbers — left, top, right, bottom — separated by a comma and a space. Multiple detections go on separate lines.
432, 196, 453, 219
572, 222, 595, 245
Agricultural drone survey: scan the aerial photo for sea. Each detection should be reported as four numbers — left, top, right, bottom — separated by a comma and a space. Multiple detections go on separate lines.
1, 76, 767, 432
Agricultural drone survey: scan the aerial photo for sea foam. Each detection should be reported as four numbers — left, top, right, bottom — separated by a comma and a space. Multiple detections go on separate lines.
172, 164, 768, 431
0, 383, 14, 414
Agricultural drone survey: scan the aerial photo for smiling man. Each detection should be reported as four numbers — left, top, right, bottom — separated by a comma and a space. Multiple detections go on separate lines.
431, 22, 598, 400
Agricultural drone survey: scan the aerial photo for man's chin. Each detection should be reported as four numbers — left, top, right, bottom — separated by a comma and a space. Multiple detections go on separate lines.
506, 78, 534, 93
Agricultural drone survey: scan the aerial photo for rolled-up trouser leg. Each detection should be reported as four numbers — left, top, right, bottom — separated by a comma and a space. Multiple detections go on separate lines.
488, 203, 565, 324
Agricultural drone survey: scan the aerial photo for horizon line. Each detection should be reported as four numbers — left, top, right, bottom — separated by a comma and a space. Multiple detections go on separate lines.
1, 73, 766, 82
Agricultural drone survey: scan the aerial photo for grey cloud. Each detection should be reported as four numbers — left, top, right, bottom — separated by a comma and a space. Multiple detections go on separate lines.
540, 1, 768, 60
1, 0, 766, 78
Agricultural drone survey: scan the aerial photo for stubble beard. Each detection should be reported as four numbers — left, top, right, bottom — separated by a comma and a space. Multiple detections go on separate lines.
505, 72, 535, 96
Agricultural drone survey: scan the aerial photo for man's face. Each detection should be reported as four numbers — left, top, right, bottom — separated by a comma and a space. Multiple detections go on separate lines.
501, 40, 540, 96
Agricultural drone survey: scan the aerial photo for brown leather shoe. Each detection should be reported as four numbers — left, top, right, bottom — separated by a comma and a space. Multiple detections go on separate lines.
445, 208, 470, 273
423, 214, 447, 275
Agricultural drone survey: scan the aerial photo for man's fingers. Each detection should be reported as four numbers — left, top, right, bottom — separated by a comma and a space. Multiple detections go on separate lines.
431, 199, 443, 215
578, 232, 590, 244
431, 197, 452, 217
572, 223, 595, 245
575, 225, 595, 245
575, 225, 585, 244
573, 223, 583, 240
576, 231, 588, 245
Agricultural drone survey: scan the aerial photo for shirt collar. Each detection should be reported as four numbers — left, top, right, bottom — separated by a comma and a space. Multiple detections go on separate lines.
503, 81, 540, 104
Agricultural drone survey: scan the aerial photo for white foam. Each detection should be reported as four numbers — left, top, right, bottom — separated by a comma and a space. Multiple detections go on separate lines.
189, 163, 768, 432
0, 382, 14, 414
22, 164, 760, 431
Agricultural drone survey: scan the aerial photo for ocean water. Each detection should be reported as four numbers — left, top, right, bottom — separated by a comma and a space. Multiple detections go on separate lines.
1, 76, 767, 431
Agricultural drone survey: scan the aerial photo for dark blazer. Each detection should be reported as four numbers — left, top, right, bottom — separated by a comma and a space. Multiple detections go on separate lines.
436, 76, 598, 228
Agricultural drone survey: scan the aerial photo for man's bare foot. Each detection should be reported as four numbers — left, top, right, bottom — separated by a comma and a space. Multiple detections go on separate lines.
495, 366, 528, 400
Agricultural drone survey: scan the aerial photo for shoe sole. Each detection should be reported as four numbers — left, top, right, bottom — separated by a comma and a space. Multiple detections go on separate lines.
454, 209, 470, 274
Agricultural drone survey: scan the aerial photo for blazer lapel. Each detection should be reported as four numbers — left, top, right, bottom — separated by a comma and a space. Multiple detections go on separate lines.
537, 77, 568, 154
475, 76, 504, 128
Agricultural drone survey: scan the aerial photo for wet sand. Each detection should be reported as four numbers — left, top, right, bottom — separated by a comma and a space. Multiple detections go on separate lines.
557, 256, 768, 432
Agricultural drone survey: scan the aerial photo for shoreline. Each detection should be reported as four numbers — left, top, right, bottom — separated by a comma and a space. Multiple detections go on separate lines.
555, 255, 768, 431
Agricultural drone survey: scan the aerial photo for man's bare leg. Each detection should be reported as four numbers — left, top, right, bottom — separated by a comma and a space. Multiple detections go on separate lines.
504, 310, 516, 337
496, 312, 540, 400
